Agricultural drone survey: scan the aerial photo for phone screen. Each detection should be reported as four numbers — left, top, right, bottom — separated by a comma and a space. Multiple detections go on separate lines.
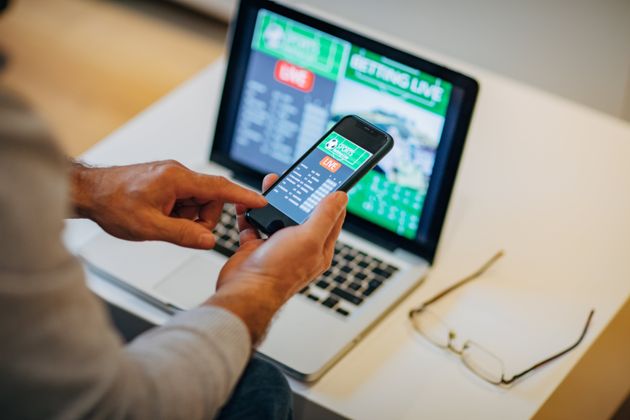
265, 130, 373, 224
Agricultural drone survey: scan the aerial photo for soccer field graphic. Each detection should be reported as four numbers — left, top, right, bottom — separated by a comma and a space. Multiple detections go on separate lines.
329, 79, 446, 238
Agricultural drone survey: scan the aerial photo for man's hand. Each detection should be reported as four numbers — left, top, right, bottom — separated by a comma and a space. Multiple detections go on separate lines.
207, 174, 347, 345
70, 160, 266, 249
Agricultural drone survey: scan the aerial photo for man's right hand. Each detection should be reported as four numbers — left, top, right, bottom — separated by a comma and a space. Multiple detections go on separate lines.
205, 174, 347, 345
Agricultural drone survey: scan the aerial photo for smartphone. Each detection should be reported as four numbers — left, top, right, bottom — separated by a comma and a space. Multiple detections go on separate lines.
246, 115, 394, 235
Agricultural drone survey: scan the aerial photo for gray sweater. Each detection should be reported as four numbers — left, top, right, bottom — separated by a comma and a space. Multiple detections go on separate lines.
0, 90, 252, 419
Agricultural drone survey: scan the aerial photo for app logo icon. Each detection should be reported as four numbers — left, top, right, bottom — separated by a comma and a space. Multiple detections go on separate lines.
325, 137, 338, 151
263, 23, 284, 49
320, 156, 341, 173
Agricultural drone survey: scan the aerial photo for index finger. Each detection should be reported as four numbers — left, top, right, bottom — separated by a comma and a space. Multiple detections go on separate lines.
233, 173, 278, 216
178, 174, 267, 208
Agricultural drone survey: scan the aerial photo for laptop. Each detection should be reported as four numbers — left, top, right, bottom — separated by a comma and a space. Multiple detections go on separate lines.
80, 0, 478, 381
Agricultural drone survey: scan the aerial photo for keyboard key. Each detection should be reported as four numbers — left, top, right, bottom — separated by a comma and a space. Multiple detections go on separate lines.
307, 294, 319, 302
321, 297, 338, 308
315, 280, 330, 290
336, 308, 350, 316
333, 275, 346, 284
340, 265, 353, 274
354, 272, 368, 281
343, 253, 355, 261
331, 287, 364, 305
373, 267, 390, 278
373, 274, 388, 284
357, 260, 370, 269
368, 279, 383, 288
213, 243, 235, 258
348, 282, 362, 291
363, 280, 383, 297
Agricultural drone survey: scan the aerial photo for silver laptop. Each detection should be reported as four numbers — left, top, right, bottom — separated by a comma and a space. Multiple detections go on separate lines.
80, 0, 478, 382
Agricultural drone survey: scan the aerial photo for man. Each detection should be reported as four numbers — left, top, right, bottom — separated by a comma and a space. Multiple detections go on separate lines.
0, 87, 347, 418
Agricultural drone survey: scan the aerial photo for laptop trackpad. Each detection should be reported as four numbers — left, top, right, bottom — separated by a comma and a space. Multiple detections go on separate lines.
153, 253, 225, 310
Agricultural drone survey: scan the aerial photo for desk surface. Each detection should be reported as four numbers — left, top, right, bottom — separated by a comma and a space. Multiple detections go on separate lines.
65, 48, 630, 419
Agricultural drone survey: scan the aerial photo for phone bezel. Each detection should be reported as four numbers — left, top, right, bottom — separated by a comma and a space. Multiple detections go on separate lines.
211, 0, 479, 263
246, 115, 394, 234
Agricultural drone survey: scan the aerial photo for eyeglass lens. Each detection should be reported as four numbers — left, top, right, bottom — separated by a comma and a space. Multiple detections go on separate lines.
411, 309, 507, 384
410, 308, 451, 348
461, 341, 505, 384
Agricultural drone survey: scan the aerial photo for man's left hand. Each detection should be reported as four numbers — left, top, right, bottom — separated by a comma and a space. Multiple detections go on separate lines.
71, 160, 267, 249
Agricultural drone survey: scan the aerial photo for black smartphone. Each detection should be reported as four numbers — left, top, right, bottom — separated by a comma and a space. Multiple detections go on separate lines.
246, 115, 394, 235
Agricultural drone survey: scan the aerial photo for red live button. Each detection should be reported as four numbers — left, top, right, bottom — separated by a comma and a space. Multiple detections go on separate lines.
320, 156, 341, 173
274, 60, 314, 92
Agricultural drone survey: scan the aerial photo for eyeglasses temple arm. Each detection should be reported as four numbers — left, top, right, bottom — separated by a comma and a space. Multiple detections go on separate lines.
419, 251, 505, 308
502, 309, 595, 385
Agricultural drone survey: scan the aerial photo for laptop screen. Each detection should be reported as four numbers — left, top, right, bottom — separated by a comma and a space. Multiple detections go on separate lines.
212, 1, 478, 261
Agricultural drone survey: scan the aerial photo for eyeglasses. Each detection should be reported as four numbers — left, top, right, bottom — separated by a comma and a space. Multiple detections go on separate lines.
409, 251, 594, 386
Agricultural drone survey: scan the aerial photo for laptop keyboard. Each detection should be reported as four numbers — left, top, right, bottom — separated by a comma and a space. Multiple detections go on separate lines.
213, 206, 399, 317
213, 207, 242, 257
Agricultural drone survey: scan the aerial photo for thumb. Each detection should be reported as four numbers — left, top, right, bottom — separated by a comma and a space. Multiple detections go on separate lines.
303, 192, 348, 239
153, 215, 216, 249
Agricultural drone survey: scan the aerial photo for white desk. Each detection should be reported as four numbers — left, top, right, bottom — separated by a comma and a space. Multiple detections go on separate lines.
64, 54, 630, 419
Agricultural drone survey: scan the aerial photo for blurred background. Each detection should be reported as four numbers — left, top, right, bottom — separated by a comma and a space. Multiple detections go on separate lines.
0, 0, 628, 416
0, 0, 628, 157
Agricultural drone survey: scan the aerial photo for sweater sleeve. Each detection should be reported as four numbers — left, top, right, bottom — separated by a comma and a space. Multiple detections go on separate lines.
0, 89, 251, 420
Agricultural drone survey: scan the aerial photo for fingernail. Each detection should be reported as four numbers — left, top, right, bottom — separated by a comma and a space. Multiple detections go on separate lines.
199, 234, 214, 248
